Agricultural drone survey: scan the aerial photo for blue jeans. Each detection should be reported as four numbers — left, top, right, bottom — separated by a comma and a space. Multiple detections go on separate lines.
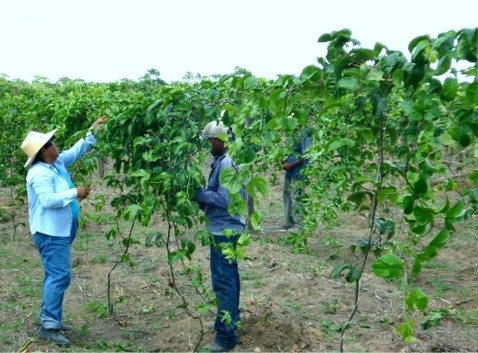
283, 177, 305, 228
210, 234, 240, 349
33, 220, 78, 330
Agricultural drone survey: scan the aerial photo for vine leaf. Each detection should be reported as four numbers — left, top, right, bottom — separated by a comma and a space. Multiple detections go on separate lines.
371, 254, 403, 279
466, 82, 478, 106
412, 228, 449, 275
405, 288, 428, 311
469, 169, 478, 185
395, 320, 417, 343
219, 168, 242, 194
331, 264, 360, 283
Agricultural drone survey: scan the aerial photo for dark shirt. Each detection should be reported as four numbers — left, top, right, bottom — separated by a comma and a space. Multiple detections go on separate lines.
285, 135, 312, 179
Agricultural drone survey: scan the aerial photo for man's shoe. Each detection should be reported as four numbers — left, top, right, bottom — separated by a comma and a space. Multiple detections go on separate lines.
60, 323, 73, 331
38, 327, 70, 346
202, 340, 235, 352
279, 224, 291, 231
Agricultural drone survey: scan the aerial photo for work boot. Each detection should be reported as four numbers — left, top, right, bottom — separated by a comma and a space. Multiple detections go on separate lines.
202, 340, 235, 352
38, 327, 70, 346
60, 323, 73, 331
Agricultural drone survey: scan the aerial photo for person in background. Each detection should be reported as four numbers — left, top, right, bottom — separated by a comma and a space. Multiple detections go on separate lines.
193, 120, 246, 352
281, 129, 312, 230
21, 116, 107, 346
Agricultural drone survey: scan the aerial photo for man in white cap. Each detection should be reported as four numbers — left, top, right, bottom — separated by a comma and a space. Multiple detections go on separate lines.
21, 115, 106, 346
193, 120, 246, 352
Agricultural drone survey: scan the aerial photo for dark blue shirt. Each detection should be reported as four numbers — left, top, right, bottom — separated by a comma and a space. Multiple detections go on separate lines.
194, 154, 246, 235
285, 135, 312, 180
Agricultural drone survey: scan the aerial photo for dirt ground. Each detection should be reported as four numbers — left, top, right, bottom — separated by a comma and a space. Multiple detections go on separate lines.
1, 180, 478, 353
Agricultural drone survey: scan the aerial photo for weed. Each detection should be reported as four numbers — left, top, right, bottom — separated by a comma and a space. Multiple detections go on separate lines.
320, 300, 338, 314
425, 276, 455, 296
241, 269, 264, 281
84, 300, 109, 319
251, 279, 265, 288
281, 300, 302, 313
320, 318, 343, 338
91, 253, 108, 264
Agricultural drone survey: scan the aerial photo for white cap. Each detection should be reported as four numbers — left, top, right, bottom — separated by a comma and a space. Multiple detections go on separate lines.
202, 121, 231, 141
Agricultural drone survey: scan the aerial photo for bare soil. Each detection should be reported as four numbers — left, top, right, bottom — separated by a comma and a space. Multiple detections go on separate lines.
1, 181, 478, 352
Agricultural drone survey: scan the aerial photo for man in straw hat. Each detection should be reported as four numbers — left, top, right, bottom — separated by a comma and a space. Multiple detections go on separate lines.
21, 115, 106, 346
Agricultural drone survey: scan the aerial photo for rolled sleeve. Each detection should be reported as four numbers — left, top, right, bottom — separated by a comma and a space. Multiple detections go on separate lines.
194, 187, 230, 209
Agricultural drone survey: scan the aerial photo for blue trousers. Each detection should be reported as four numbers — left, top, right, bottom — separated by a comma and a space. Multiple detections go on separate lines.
283, 177, 305, 228
210, 234, 240, 349
33, 220, 78, 330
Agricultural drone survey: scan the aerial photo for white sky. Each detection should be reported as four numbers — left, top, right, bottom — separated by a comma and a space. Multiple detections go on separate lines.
1, 0, 477, 83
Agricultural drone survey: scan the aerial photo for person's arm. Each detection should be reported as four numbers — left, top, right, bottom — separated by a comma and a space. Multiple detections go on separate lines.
193, 159, 232, 209
282, 158, 304, 171
59, 116, 107, 168
194, 184, 230, 209
28, 168, 77, 209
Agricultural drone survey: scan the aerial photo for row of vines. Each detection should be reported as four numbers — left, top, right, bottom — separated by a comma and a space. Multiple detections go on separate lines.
1, 28, 477, 350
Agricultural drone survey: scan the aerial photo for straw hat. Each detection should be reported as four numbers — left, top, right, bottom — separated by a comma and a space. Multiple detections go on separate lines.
21, 129, 58, 167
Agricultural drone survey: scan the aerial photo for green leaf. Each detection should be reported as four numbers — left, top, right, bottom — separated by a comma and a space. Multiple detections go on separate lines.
123, 204, 141, 221
348, 191, 372, 210
238, 148, 257, 164
250, 175, 268, 196
338, 77, 359, 90
219, 168, 242, 194
244, 75, 258, 89
402, 195, 414, 215
317, 33, 332, 42
413, 205, 434, 224
168, 249, 186, 265
446, 200, 466, 219
377, 187, 399, 203
419, 159, 440, 175
331, 264, 360, 283
465, 82, 478, 106
412, 255, 424, 275
434, 56, 452, 76
237, 233, 250, 247
422, 310, 446, 329
228, 198, 247, 217
145, 232, 164, 248
413, 175, 429, 197
365, 68, 385, 81
249, 211, 262, 230
269, 88, 286, 115
374, 218, 395, 239
443, 77, 458, 100
411, 223, 428, 235
395, 320, 417, 343
406, 288, 429, 311
469, 169, 478, 186
300, 65, 323, 81
450, 126, 473, 147
327, 138, 355, 152
282, 115, 299, 131
429, 228, 449, 247
372, 254, 403, 279
358, 128, 374, 144
196, 304, 213, 314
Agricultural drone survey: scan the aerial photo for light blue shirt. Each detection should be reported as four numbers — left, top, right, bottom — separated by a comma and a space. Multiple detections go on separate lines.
26, 131, 97, 237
